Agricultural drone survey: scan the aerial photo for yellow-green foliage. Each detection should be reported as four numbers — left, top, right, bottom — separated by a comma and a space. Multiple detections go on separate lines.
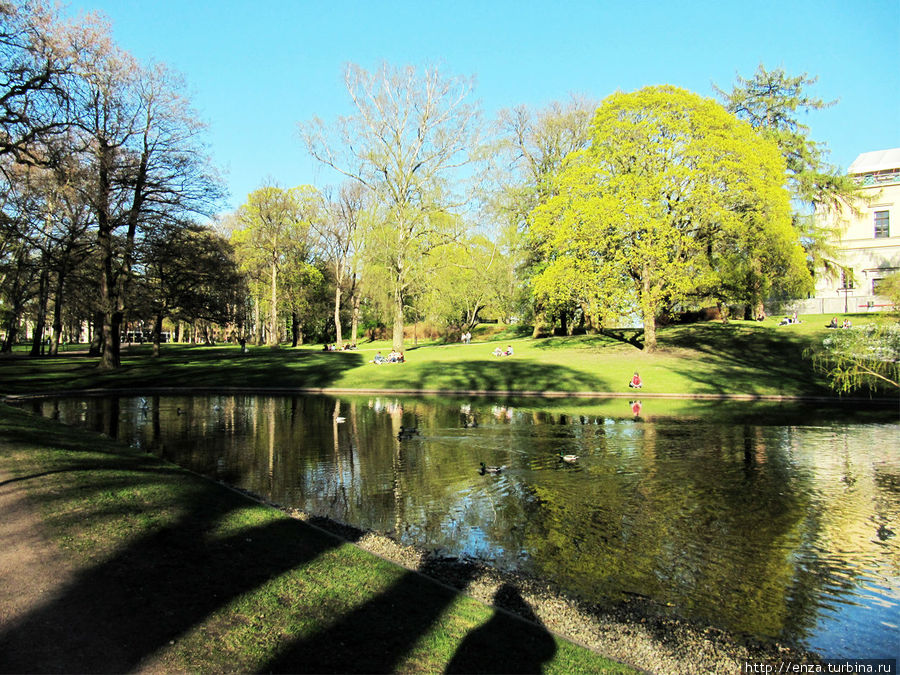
531, 85, 812, 349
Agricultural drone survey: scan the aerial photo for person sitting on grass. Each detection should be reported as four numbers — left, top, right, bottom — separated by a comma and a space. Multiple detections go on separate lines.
505, 344, 514, 356
842, 318, 852, 329
370, 351, 385, 364
492, 346, 504, 357
629, 372, 643, 389
827, 317, 838, 329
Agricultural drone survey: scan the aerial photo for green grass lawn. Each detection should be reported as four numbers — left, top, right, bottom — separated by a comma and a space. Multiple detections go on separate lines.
0, 314, 894, 399
0, 402, 634, 673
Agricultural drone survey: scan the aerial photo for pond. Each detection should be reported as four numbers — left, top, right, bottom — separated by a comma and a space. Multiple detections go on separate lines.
20, 393, 900, 661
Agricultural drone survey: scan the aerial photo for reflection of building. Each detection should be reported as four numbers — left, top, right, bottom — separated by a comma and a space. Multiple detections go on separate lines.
800, 148, 900, 314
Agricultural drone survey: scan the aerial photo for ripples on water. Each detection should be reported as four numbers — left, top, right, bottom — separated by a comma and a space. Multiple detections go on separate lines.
23, 394, 900, 660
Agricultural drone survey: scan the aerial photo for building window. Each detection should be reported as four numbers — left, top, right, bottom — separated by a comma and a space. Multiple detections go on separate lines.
874, 210, 890, 238
873, 278, 885, 295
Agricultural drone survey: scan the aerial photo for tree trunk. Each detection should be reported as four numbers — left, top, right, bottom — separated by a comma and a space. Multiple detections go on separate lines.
392, 286, 405, 352
641, 272, 657, 352
268, 262, 278, 345
1, 250, 29, 353
253, 296, 263, 345
152, 311, 163, 357
97, 142, 120, 370
333, 283, 343, 349
29, 267, 49, 356
558, 311, 568, 337
754, 300, 766, 321
89, 312, 103, 356
531, 306, 546, 338
350, 288, 361, 347
1, 310, 20, 353
291, 312, 300, 347
49, 270, 66, 356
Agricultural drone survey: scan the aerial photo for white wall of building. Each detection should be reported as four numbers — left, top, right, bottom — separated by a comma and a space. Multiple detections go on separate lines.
795, 148, 900, 315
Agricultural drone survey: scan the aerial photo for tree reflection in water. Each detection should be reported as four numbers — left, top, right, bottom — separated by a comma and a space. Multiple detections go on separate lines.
25, 393, 900, 661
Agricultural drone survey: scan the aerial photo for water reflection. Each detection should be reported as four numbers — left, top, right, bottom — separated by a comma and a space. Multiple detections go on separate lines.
25, 394, 900, 660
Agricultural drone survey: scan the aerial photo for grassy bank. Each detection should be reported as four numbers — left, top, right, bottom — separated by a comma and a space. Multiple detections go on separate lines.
0, 402, 633, 673
1, 316, 894, 399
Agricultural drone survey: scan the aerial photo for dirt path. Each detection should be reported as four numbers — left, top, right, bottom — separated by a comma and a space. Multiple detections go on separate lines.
0, 469, 71, 619
0, 468, 132, 673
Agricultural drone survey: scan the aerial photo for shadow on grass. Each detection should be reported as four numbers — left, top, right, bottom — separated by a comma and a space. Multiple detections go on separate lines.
0, 464, 347, 673
413, 359, 608, 393
445, 583, 557, 674
0, 406, 564, 674
263, 557, 557, 674
659, 323, 830, 396
0, 347, 364, 395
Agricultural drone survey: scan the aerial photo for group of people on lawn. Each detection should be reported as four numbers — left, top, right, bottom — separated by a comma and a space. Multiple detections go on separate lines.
492, 344, 514, 357
323, 343, 356, 351
826, 317, 853, 329
370, 349, 405, 364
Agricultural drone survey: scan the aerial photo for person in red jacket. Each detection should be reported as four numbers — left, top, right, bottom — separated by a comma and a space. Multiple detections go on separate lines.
629, 372, 643, 389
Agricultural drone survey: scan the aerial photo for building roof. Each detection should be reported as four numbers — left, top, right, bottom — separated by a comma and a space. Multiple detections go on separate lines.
848, 148, 900, 174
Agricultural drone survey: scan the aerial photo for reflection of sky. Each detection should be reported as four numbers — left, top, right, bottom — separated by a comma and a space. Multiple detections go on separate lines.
809, 575, 899, 661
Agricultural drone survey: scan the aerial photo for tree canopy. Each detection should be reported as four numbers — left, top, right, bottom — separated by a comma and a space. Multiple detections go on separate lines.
531, 85, 811, 350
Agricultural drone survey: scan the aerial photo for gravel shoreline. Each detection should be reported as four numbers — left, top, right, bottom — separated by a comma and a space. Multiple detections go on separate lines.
261, 496, 817, 675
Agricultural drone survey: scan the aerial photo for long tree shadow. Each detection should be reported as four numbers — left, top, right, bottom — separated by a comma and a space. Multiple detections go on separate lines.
413, 359, 608, 393
0, 347, 364, 395
661, 324, 830, 396
445, 583, 557, 674
263, 557, 480, 673
263, 559, 558, 674
0, 404, 566, 675
0, 466, 350, 673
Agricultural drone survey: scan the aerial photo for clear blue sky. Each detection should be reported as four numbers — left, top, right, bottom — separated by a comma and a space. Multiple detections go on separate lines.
67, 0, 900, 212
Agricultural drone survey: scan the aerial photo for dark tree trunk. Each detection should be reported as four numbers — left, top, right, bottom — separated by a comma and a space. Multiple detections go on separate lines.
89, 312, 103, 356
29, 267, 50, 356
152, 311, 163, 357
291, 312, 300, 347
49, 271, 66, 356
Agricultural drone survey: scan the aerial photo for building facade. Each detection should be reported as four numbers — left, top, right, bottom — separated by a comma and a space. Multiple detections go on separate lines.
797, 147, 900, 315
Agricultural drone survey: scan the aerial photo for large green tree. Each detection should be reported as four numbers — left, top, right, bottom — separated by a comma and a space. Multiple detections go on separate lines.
532, 85, 811, 351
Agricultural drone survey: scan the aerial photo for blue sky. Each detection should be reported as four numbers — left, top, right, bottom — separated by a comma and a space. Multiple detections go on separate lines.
67, 0, 900, 211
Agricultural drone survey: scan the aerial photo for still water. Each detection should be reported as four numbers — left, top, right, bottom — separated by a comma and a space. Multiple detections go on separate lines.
23, 393, 900, 660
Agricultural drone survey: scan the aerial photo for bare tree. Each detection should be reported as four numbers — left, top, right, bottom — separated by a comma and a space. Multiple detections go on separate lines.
0, 0, 76, 169
301, 62, 481, 351
317, 180, 369, 349
68, 26, 222, 367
